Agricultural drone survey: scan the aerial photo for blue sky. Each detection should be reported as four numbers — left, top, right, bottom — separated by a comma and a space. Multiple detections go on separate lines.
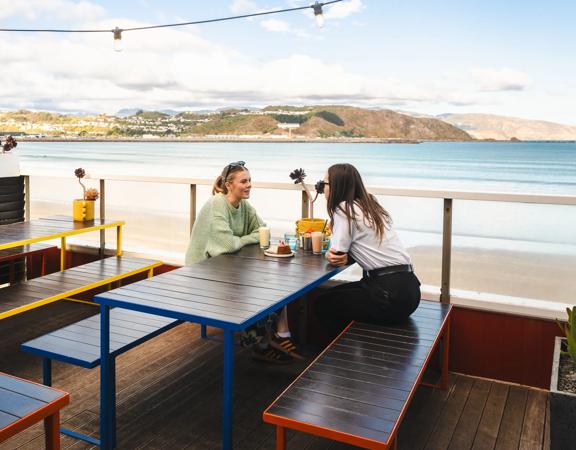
0, 0, 574, 123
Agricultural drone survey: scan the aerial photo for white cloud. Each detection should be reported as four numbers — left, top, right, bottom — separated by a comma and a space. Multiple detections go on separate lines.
472, 68, 532, 92
0, 23, 447, 114
0, 0, 105, 22
230, 0, 259, 14
324, 0, 364, 20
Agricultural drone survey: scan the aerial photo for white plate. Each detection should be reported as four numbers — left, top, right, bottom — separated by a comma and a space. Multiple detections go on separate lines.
264, 250, 295, 258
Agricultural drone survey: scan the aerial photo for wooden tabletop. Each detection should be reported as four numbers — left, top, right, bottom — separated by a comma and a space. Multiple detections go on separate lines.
0, 372, 69, 442
95, 245, 347, 330
0, 216, 125, 251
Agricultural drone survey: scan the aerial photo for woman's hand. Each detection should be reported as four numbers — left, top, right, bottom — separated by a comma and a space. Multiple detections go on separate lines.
326, 249, 348, 266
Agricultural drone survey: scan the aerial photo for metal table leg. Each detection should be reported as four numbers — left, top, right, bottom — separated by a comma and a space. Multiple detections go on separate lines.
222, 329, 235, 450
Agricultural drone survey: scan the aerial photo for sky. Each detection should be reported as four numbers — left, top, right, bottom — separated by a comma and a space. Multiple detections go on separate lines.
0, 0, 574, 124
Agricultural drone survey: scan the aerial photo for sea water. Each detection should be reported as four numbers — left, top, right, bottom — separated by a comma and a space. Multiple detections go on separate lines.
16, 140, 576, 257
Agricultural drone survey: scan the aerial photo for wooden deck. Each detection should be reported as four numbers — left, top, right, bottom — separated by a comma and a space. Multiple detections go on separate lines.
0, 302, 550, 450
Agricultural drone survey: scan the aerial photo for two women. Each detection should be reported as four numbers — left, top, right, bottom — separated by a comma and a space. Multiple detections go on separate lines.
185, 161, 300, 363
186, 161, 420, 359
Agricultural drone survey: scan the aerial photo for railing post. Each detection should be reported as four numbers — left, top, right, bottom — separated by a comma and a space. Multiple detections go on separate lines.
190, 184, 197, 235
24, 175, 31, 221
440, 198, 453, 304
99, 179, 106, 256
301, 190, 309, 218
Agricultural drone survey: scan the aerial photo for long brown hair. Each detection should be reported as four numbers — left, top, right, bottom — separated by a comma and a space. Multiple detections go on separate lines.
212, 162, 248, 195
326, 163, 392, 239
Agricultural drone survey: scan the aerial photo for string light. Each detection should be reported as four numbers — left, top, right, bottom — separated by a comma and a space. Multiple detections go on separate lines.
0, 1, 342, 51
313, 2, 325, 28
113, 27, 123, 52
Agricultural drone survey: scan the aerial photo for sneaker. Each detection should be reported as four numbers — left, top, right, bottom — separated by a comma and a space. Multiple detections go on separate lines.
252, 346, 294, 364
270, 334, 305, 360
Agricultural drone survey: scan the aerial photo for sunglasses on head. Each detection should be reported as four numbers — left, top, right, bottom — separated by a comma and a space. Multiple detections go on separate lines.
223, 161, 246, 181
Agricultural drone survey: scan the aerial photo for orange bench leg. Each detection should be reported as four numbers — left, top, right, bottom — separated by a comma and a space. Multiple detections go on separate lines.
441, 320, 451, 391
276, 426, 286, 450
44, 411, 61, 450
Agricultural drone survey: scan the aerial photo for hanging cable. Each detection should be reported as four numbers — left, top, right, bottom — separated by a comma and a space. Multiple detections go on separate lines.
0, 1, 342, 33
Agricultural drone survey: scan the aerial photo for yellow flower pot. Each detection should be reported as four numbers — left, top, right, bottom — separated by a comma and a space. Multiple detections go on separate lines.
295, 218, 330, 236
73, 199, 95, 222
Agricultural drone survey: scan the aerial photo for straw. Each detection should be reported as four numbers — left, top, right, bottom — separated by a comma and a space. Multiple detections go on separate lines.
321, 219, 328, 233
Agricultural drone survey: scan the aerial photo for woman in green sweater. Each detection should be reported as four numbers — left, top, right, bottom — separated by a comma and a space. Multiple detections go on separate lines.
185, 161, 261, 264
185, 161, 298, 363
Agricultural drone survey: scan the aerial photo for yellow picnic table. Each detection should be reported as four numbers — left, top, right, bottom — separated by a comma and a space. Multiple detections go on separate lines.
0, 215, 124, 271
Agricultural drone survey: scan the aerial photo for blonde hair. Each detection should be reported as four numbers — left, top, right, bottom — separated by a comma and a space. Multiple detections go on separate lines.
212, 163, 248, 195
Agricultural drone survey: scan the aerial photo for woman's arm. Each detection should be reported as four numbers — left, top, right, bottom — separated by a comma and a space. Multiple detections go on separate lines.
206, 211, 256, 256
242, 206, 265, 245
325, 210, 353, 266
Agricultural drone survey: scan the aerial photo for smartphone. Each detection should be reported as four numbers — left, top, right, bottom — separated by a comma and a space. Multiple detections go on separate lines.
333, 251, 346, 255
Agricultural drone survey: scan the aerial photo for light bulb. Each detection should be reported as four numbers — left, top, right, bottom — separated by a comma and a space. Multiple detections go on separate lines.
113, 27, 123, 52
312, 2, 325, 28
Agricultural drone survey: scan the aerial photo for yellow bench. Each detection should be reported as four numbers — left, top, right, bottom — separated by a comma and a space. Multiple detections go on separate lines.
0, 256, 162, 320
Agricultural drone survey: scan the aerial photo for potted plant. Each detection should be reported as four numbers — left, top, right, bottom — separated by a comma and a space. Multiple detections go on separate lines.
0, 136, 25, 226
73, 168, 99, 222
550, 307, 576, 449
289, 168, 329, 249
0, 136, 20, 177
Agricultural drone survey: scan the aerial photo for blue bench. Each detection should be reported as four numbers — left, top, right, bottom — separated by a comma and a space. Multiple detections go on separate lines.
21, 308, 181, 446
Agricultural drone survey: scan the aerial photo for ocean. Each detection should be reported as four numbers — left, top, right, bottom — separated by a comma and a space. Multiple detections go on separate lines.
16, 140, 576, 258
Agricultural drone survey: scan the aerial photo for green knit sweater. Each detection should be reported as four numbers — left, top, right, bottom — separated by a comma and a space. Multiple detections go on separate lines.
185, 193, 263, 265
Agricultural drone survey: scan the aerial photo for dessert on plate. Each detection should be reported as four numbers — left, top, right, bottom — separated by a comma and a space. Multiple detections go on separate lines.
266, 241, 292, 255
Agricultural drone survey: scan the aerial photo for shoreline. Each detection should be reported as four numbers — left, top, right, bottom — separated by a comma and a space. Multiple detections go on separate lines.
14, 137, 576, 144
17, 137, 423, 144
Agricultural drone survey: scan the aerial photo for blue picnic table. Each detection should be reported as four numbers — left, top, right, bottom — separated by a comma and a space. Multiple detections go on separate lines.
94, 244, 347, 449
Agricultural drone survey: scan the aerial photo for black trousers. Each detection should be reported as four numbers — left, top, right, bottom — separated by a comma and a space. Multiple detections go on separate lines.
315, 271, 421, 339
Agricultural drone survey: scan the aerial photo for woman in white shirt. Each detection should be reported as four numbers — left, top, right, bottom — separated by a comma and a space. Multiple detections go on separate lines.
316, 163, 421, 338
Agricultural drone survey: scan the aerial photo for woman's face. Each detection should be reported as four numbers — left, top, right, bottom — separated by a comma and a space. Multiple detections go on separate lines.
323, 172, 330, 200
226, 169, 252, 200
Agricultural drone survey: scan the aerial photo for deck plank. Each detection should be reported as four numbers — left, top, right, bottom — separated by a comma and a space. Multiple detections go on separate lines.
519, 389, 548, 450
448, 378, 491, 449
494, 385, 529, 450
471, 380, 509, 450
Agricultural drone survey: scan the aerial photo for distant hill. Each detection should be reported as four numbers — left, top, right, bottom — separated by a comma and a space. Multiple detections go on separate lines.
190, 106, 471, 140
0, 106, 472, 140
440, 113, 576, 141
285, 106, 471, 140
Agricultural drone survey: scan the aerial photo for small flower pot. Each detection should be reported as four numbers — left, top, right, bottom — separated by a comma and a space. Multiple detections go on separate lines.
72, 199, 95, 222
550, 336, 576, 450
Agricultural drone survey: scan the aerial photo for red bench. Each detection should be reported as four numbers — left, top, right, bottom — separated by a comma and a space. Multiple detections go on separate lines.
264, 300, 452, 450
0, 372, 69, 449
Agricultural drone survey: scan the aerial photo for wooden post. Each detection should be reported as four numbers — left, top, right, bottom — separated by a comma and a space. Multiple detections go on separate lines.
440, 198, 453, 304
23, 175, 31, 221
301, 191, 309, 218
99, 179, 106, 257
190, 184, 197, 235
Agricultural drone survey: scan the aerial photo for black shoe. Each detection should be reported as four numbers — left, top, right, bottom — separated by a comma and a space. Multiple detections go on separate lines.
252, 346, 293, 364
270, 334, 305, 360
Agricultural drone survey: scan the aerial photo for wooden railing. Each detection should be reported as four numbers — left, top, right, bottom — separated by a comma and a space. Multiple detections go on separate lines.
22, 174, 576, 305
